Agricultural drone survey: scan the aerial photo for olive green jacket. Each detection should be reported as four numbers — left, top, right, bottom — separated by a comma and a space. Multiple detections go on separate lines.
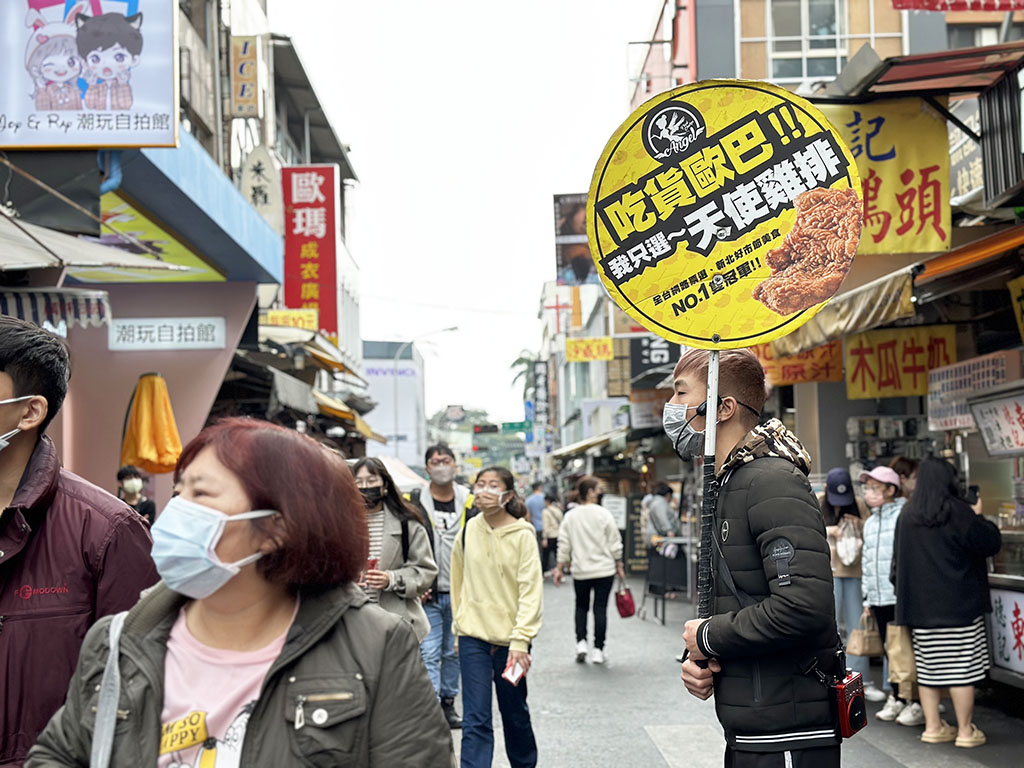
26, 582, 453, 768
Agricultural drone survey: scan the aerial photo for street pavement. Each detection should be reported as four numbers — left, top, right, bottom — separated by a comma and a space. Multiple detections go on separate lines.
451, 575, 1024, 767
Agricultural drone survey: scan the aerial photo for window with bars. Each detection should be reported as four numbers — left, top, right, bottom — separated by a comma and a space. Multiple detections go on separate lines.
769, 0, 847, 82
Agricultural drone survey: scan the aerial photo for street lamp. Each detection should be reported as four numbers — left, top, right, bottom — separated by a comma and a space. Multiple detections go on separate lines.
393, 326, 458, 457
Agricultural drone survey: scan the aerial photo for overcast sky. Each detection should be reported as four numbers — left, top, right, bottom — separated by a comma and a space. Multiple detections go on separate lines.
269, 1, 664, 422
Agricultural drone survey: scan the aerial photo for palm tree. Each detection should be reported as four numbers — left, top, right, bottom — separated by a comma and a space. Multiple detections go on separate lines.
510, 350, 537, 401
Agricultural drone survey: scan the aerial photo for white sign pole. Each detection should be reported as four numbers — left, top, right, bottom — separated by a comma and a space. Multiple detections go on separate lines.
697, 348, 720, 621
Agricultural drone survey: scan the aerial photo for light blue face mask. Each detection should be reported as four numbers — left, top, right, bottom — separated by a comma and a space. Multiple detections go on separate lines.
151, 496, 278, 599
0, 395, 37, 453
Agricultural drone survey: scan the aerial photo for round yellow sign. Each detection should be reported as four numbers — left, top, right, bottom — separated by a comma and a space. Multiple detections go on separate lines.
587, 80, 861, 350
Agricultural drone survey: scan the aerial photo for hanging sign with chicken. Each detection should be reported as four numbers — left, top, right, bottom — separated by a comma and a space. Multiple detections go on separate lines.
587, 80, 861, 350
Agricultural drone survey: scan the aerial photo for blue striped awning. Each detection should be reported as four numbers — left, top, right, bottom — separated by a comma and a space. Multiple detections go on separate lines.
0, 288, 110, 336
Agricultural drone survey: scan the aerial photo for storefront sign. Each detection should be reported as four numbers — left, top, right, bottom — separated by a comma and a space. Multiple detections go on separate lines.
566, 336, 614, 363
603, 494, 628, 529
629, 388, 672, 429
625, 495, 649, 574
969, 389, 1024, 457
241, 145, 282, 235
989, 588, 1024, 675
581, 397, 629, 439
949, 99, 982, 202
928, 351, 1021, 432
70, 192, 224, 284
529, 358, 552, 455
554, 193, 598, 286
630, 336, 681, 380
1009, 275, 1024, 346
819, 98, 950, 254
588, 79, 861, 349
1, 0, 177, 148
229, 36, 262, 118
752, 340, 843, 387
109, 316, 226, 351
845, 325, 957, 399
264, 308, 318, 331
282, 165, 338, 344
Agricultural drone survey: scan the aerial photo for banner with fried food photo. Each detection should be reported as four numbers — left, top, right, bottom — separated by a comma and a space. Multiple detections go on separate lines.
587, 80, 861, 350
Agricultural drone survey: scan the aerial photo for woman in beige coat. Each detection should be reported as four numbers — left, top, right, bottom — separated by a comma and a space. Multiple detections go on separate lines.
352, 458, 438, 641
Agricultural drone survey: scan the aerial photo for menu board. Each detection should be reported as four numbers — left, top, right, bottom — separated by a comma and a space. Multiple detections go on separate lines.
625, 494, 649, 575
928, 350, 1021, 432
969, 384, 1024, 457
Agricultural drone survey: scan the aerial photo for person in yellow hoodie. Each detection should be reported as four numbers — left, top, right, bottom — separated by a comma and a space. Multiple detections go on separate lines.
451, 466, 543, 768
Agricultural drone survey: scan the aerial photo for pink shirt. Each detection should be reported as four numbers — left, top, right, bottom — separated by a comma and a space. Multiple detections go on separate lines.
158, 603, 297, 768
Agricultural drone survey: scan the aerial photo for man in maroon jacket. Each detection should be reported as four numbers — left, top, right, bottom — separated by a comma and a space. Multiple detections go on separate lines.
0, 316, 159, 766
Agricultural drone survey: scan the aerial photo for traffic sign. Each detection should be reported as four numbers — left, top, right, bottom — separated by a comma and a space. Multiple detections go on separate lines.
501, 421, 532, 433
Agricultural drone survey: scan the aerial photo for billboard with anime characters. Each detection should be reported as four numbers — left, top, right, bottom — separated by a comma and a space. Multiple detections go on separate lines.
0, 0, 176, 148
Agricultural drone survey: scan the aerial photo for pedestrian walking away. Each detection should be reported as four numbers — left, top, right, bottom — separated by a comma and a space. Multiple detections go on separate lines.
541, 492, 563, 575
892, 457, 1002, 749
818, 468, 876, 698
675, 348, 842, 768
351, 457, 438, 642
410, 443, 476, 730
28, 418, 452, 767
451, 467, 543, 768
554, 474, 625, 665
525, 481, 546, 567
0, 317, 159, 767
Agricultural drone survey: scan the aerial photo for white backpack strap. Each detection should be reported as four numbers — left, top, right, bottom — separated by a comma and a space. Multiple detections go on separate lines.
90, 611, 128, 768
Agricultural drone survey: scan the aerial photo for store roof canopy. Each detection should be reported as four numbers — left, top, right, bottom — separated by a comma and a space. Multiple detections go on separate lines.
852, 41, 1024, 97
260, 324, 366, 383
0, 214, 189, 273
271, 35, 358, 181
0, 287, 111, 332
551, 427, 629, 460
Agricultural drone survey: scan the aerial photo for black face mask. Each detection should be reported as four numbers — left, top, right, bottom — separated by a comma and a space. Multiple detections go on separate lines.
360, 487, 384, 507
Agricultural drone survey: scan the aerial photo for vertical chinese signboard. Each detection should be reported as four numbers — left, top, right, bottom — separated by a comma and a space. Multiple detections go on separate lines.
229, 36, 262, 118
282, 165, 338, 344
819, 98, 950, 255
845, 325, 956, 399
528, 358, 552, 456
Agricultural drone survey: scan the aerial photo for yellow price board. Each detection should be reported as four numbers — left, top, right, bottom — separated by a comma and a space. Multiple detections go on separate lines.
587, 80, 861, 350
566, 336, 614, 362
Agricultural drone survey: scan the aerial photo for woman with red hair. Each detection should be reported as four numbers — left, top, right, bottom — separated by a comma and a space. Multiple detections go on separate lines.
29, 418, 451, 767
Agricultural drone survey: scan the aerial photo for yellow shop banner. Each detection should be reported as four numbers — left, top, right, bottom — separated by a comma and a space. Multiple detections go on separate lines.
752, 340, 843, 387
566, 337, 614, 362
819, 98, 950, 255
587, 79, 861, 350
845, 325, 957, 399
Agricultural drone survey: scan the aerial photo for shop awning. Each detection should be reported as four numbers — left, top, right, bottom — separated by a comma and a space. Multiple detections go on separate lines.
259, 324, 366, 383
859, 41, 1024, 97
313, 389, 355, 421
916, 224, 1024, 284
0, 287, 111, 331
0, 213, 188, 273
771, 267, 916, 357
551, 427, 629, 459
268, 368, 318, 415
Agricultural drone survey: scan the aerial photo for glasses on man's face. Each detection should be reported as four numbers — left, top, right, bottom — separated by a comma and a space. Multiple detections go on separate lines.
428, 458, 454, 467
355, 477, 384, 489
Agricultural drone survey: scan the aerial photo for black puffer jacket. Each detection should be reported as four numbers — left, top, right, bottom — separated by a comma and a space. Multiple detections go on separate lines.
694, 420, 840, 753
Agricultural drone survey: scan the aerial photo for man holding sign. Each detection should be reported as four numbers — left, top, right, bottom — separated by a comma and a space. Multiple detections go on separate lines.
672, 348, 840, 768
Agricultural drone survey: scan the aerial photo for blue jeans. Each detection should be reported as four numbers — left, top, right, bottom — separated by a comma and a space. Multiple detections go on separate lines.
833, 576, 870, 682
421, 593, 460, 699
459, 636, 537, 768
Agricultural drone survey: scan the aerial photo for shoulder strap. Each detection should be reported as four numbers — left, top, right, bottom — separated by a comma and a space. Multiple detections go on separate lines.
712, 486, 759, 609
410, 487, 422, 507
91, 610, 128, 768
401, 517, 410, 563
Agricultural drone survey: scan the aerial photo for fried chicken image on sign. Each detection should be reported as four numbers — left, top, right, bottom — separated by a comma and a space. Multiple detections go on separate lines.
752, 187, 861, 316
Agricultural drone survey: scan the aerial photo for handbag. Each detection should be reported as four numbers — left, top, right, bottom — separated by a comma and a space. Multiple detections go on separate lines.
615, 578, 636, 618
836, 516, 862, 567
91, 611, 128, 768
847, 614, 884, 657
886, 623, 917, 684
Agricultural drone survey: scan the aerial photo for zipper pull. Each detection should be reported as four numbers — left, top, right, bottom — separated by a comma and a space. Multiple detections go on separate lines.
0, 615, 5, 635
294, 695, 306, 730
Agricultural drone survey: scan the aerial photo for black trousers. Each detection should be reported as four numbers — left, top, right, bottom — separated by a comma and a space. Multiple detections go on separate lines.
724, 746, 840, 768
543, 539, 558, 572
573, 575, 614, 649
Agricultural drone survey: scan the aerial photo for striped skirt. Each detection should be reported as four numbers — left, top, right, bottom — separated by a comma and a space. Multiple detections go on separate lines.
911, 616, 990, 687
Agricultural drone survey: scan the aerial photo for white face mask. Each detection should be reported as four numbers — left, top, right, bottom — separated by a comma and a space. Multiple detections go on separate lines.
0, 395, 36, 453
429, 465, 456, 485
121, 477, 144, 494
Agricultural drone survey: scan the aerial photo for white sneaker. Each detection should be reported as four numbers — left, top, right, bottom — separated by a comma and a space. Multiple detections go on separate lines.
591, 648, 606, 664
575, 640, 588, 663
876, 695, 906, 722
897, 702, 925, 727
864, 684, 888, 703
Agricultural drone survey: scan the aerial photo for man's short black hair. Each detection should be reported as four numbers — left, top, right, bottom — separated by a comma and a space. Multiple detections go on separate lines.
0, 316, 70, 433
531, 481, 543, 491
654, 482, 672, 497
425, 443, 455, 464
117, 465, 143, 482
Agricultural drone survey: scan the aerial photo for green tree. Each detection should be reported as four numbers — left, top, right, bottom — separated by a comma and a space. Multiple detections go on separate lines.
510, 350, 537, 401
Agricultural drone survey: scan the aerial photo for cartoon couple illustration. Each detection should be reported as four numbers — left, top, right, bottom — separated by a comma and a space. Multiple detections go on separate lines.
25, 2, 143, 112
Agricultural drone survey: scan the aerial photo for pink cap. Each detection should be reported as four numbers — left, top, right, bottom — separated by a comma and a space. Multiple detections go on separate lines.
859, 466, 901, 489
